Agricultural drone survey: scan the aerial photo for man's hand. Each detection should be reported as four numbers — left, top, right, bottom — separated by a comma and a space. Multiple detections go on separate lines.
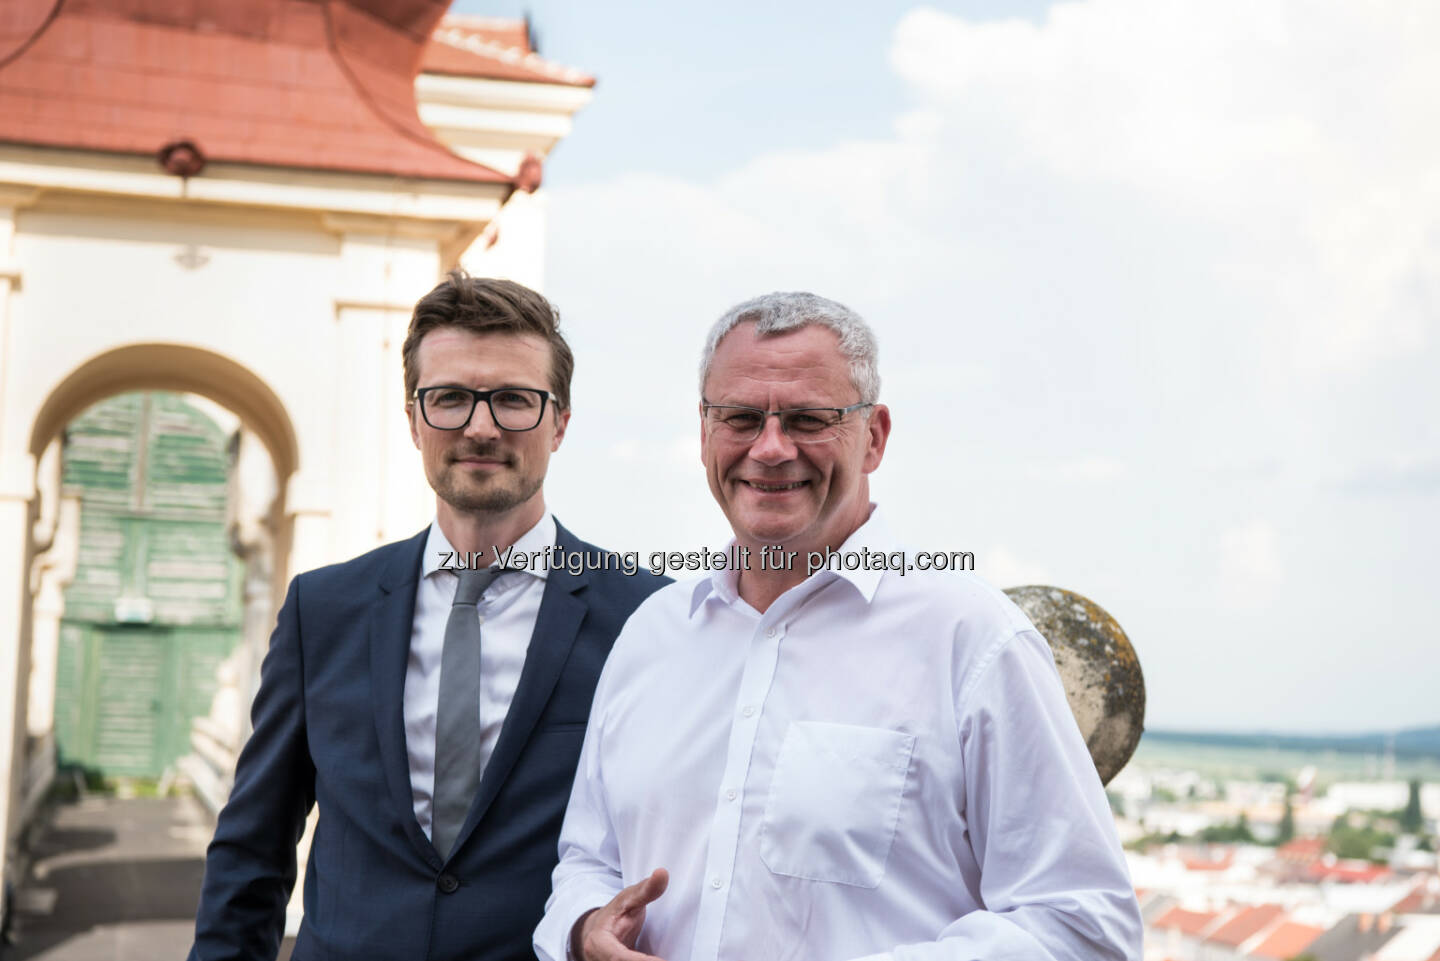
572, 868, 670, 961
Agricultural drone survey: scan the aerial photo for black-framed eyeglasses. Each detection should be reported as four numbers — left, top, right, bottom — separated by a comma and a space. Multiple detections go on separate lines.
701, 401, 873, 444
414, 386, 555, 431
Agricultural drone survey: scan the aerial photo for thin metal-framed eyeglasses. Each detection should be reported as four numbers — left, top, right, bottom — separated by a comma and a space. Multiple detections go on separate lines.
701, 401, 873, 444
414, 386, 555, 432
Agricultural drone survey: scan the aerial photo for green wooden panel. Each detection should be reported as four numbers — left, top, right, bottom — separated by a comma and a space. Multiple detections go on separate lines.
55, 622, 238, 777
59, 512, 127, 623
56, 390, 245, 778
52, 622, 89, 768
93, 627, 169, 776
61, 393, 240, 623
168, 627, 238, 767
145, 520, 241, 626
146, 393, 231, 516
61, 393, 141, 509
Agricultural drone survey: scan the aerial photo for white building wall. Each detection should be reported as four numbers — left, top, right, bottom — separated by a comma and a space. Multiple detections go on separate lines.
462, 187, 549, 293
0, 38, 589, 873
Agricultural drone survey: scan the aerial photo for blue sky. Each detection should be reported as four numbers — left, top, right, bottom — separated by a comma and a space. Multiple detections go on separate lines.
467, 1, 1058, 182
453, 0, 1440, 733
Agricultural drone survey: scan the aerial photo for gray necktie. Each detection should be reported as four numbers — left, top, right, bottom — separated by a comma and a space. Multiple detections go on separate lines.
432, 566, 505, 860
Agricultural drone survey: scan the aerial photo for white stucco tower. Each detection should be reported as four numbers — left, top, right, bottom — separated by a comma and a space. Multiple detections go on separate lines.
0, 0, 593, 863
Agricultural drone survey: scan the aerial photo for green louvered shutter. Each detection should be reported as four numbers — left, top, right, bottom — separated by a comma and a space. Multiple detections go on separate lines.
92, 626, 171, 775
56, 392, 243, 778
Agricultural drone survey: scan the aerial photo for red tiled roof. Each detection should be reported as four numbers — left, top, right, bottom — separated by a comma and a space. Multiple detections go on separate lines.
1184, 851, 1235, 871
1250, 921, 1325, 959
423, 15, 594, 87
1308, 860, 1392, 883
1277, 837, 1328, 862
0, 0, 511, 184
1206, 904, 1286, 947
1153, 906, 1219, 936
1391, 875, 1440, 914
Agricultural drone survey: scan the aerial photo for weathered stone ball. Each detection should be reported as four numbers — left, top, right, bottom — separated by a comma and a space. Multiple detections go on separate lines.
1003, 586, 1145, 785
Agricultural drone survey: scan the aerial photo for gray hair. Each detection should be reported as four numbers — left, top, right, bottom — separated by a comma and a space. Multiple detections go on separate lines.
698, 291, 881, 403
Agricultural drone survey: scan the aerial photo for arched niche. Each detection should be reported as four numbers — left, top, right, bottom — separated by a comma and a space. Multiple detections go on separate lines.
28, 342, 300, 483
16, 343, 302, 810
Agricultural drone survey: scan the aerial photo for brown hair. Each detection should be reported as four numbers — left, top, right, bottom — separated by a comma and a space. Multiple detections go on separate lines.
402, 269, 574, 411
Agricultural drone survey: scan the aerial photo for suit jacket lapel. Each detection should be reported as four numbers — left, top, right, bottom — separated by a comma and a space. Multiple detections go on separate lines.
370, 528, 443, 869
453, 522, 591, 852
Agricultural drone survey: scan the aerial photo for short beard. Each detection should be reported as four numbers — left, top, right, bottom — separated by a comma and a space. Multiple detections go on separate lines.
433, 443, 544, 515
437, 471, 543, 514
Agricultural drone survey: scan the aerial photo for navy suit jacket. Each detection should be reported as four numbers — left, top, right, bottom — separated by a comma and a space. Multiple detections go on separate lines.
189, 522, 668, 961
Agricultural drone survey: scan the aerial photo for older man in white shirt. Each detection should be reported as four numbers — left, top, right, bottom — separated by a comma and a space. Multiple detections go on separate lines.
534, 292, 1142, 961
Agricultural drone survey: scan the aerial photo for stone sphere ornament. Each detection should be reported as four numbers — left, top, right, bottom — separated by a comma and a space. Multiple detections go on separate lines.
1003, 586, 1145, 785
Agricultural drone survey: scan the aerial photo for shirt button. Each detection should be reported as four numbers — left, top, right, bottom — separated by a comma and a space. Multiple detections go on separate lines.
725, 788, 737, 801
711, 877, 723, 889
742, 705, 755, 718
437, 873, 459, 894
766, 628, 776, 638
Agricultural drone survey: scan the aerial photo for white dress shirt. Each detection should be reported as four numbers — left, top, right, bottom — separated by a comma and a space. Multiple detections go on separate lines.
534, 508, 1141, 961
405, 513, 554, 839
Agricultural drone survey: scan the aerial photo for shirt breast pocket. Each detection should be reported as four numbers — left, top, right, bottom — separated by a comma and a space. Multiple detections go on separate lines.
758, 720, 915, 888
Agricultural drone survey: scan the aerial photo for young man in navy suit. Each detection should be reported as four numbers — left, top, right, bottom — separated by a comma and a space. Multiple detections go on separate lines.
189, 273, 668, 961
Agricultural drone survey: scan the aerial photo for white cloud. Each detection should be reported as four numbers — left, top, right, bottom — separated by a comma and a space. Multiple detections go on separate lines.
887, 0, 1440, 373
1052, 455, 1128, 483
602, 436, 698, 470
1341, 454, 1440, 497
544, 0, 1440, 729
977, 544, 1055, 588
1216, 520, 1283, 609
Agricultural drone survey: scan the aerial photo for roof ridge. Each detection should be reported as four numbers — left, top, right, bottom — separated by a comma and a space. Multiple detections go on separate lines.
430, 25, 592, 85
439, 14, 528, 30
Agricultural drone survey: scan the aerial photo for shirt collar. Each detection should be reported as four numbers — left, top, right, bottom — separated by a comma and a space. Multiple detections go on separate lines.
422, 511, 557, 581
688, 559, 739, 616
688, 504, 897, 617
827, 505, 898, 602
